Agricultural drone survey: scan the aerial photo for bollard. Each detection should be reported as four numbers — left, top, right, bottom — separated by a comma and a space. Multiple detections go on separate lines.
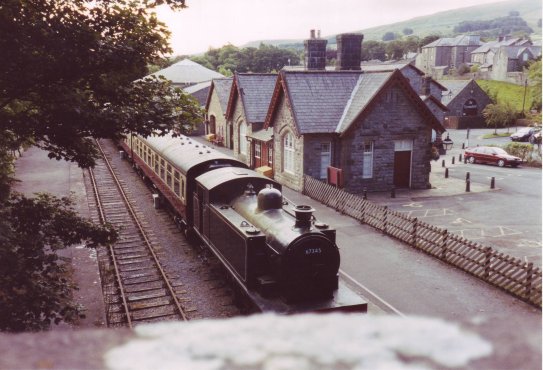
464, 156, 467, 164
391, 186, 396, 198
459, 154, 462, 162
466, 179, 471, 192
445, 168, 449, 178
363, 188, 367, 200
442, 159, 445, 168
490, 177, 495, 189
462, 143, 465, 149
452, 156, 455, 165
466, 172, 470, 181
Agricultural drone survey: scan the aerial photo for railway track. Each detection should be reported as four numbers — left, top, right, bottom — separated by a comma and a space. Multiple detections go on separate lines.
88, 140, 188, 328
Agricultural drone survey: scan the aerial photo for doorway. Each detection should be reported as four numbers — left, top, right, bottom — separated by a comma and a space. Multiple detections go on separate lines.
393, 139, 412, 188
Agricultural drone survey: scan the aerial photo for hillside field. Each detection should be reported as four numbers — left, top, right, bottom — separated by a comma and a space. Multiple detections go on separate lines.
476, 80, 535, 112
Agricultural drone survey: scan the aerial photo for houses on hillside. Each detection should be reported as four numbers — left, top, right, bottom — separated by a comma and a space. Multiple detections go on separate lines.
205, 32, 447, 193
416, 35, 541, 84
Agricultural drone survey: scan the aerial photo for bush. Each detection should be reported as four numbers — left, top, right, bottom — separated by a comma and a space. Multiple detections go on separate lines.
502, 142, 534, 161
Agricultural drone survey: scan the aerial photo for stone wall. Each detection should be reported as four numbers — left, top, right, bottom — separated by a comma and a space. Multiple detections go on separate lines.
230, 98, 250, 166
271, 97, 304, 191
340, 85, 432, 192
207, 88, 228, 140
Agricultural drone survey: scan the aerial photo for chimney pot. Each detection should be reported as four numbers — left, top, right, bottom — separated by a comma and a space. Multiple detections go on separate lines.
310, 29, 315, 39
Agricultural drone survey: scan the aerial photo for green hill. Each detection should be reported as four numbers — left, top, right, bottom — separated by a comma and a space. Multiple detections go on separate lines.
240, 0, 541, 48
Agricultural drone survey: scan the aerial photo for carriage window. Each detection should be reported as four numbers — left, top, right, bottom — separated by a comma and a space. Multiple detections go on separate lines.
154, 154, 159, 173
166, 163, 172, 187
173, 171, 180, 196
160, 159, 165, 180
181, 179, 185, 199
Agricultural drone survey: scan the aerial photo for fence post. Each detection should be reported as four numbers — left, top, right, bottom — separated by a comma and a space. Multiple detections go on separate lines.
525, 262, 533, 299
411, 217, 418, 247
383, 206, 388, 234
483, 246, 492, 279
441, 229, 448, 260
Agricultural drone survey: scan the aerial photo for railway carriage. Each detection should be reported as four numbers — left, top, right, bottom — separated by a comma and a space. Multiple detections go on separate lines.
119, 133, 367, 313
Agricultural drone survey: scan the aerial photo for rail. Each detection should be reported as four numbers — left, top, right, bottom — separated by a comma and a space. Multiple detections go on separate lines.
303, 175, 542, 308
90, 140, 189, 327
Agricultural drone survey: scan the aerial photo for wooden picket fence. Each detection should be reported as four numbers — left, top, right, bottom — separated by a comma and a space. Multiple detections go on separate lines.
303, 175, 542, 308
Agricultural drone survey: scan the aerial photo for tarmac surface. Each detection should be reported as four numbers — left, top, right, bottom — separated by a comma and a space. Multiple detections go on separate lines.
12, 136, 542, 369
13, 148, 107, 329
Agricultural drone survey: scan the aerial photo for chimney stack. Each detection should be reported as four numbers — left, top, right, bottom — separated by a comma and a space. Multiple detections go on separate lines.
304, 29, 327, 70
336, 33, 364, 71
421, 76, 432, 96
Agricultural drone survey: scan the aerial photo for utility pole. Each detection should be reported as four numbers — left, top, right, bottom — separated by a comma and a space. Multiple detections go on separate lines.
522, 78, 528, 116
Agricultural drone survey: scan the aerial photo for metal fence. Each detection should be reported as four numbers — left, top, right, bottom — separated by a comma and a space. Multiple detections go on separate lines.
303, 175, 542, 308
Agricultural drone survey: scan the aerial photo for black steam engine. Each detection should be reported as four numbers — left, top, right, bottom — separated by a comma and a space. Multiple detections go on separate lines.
119, 133, 366, 313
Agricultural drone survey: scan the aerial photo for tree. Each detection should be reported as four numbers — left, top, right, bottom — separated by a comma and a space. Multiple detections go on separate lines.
0, 193, 117, 332
385, 40, 405, 60
382, 32, 396, 41
361, 41, 386, 61
0, 0, 202, 169
527, 60, 542, 111
403, 27, 414, 35
0, 0, 198, 331
483, 103, 517, 134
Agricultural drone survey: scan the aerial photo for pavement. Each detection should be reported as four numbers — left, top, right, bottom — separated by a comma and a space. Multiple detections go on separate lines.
13, 147, 107, 330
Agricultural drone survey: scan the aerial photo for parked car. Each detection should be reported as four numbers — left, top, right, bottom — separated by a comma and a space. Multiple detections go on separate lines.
465, 146, 522, 167
510, 127, 538, 142
530, 131, 542, 144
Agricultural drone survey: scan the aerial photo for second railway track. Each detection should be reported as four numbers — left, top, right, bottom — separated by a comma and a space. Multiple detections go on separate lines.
88, 140, 188, 327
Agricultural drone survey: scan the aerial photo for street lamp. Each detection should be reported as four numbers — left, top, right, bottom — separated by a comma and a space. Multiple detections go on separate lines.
442, 134, 454, 151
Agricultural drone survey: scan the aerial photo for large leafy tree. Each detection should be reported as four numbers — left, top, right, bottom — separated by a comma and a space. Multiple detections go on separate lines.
0, 0, 200, 331
0, 0, 199, 169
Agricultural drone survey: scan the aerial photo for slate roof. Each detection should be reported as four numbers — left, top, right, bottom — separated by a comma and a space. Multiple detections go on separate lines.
150, 59, 224, 85
281, 71, 362, 134
336, 72, 392, 133
206, 78, 233, 112
439, 80, 472, 106
234, 73, 278, 123
266, 70, 445, 135
183, 81, 211, 106
424, 35, 481, 48
361, 62, 448, 91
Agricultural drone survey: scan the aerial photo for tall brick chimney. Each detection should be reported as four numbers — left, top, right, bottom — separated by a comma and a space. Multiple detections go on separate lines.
336, 33, 364, 71
304, 29, 327, 70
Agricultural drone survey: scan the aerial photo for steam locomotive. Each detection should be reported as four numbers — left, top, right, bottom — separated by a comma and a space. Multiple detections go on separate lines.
119, 133, 366, 313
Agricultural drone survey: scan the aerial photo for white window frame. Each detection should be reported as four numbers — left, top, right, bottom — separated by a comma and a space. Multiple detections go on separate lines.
239, 123, 247, 155
255, 142, 261, 159
319, 142, 331, 180
362, 141, 373, 179
283, 133, 294, 174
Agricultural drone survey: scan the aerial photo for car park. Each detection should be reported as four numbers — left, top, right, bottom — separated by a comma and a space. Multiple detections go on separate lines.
464, 146, 522, 167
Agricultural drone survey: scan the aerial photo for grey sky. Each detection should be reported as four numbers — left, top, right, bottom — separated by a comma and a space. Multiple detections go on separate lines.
157, 0, 506, 55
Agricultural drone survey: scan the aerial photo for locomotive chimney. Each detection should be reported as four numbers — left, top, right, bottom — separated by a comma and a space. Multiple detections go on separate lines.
293, 205, 314, 228
335, 33, 363, 71
304, 29, 327, 70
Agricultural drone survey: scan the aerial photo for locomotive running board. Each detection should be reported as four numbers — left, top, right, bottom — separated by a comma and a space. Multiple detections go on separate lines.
248, 280, 368, 314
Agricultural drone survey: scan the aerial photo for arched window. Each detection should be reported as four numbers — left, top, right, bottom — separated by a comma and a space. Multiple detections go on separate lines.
239, 123, 247, 155
283, 133, 294, 173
